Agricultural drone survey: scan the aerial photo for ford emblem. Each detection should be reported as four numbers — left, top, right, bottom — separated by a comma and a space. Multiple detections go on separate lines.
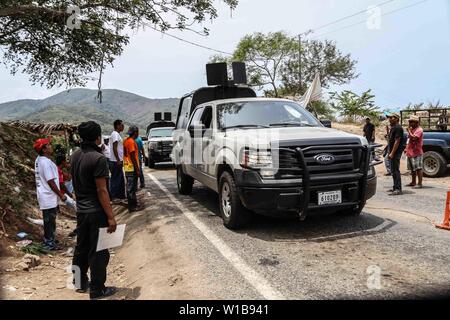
314, 154, 336, 165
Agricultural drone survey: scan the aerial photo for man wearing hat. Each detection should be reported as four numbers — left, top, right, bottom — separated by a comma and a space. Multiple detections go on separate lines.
70, 121, 117, 299
34, 138, 72, 250
123, 126, 141, 212
387, 112, 405, 195
406, 115, 424, 188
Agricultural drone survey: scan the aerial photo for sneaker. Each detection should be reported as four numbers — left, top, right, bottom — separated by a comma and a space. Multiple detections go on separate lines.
90, 286, 117, 300
389, 190, 403, 196
413, 185, 423, 189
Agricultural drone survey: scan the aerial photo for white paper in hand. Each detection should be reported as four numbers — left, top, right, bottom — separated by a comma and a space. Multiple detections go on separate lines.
96, 224, 126, 252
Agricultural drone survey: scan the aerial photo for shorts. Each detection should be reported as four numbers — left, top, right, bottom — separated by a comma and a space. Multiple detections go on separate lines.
407, 155, 423, 172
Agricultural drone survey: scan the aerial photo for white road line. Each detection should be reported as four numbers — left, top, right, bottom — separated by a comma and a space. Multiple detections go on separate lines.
147, 173, 286, 300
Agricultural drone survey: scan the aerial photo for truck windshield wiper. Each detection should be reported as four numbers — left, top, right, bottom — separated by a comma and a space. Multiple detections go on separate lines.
223, 124, 270, 130
269, 122, 316, 127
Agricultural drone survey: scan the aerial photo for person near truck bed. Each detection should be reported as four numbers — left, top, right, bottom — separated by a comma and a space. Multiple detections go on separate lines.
34, 138, 73, 250
108, 120, 126, 202
406, 115, 424, 189
387, 112, 404, 196
70, 121, 118, 300
134, 135, 147, 188
123, 126, 141, 212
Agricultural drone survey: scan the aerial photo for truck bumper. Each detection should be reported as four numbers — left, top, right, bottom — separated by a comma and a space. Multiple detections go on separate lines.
235, 170, 377, 216
149, 150, 173, 163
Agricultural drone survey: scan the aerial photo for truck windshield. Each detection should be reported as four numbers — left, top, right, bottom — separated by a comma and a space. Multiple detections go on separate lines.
217, 100, 321, 130
150, 129, 173, 137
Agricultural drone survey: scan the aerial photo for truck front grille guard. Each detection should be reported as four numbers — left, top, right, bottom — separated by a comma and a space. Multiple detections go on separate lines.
275, 144, 373, 216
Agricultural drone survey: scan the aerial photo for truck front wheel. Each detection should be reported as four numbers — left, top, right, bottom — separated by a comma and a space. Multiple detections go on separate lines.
177, 166, 193, 195
218, 171, 251, 230
423, 151, 447, 178
148, 158, 156, 168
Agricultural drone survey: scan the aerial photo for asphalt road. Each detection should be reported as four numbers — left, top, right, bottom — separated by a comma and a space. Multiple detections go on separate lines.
140, 164, 450, 299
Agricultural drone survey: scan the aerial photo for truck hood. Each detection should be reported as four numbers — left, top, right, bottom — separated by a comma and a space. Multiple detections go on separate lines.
149, 136, 173, 143
223, 126, 366, 147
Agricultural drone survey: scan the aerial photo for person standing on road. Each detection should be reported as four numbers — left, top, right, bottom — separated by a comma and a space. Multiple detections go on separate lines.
406, 115, 424, 189
71, 121, 117, 300
34, 138, 73, 250
134, 134, 147, 189
123, 126, 141, 212
363, 117, 376, 143
387, 112, 405, 196
383, 117, 392, 176
109, 120, 126, 202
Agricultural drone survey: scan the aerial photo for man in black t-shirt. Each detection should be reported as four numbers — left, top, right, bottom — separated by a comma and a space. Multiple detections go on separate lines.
387, 113, 404, 196
71, 121, 118, 300
363, 117, 376, 143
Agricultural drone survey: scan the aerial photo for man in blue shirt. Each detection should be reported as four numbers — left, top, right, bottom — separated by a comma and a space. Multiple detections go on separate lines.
135, 135, 147, 188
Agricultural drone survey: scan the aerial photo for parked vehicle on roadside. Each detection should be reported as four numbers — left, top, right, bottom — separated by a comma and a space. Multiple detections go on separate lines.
401, 109, 450, 177
147, 127, 175, 168
172, 63, 381, 229
147, 113, 175, 168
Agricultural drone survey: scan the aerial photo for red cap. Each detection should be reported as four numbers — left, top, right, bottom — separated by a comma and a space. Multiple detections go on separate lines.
33, 138, 51, 153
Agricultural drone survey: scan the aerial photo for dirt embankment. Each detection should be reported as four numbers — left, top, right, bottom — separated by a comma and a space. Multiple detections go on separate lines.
0, 123, 43, 256
0, 122, 201, 300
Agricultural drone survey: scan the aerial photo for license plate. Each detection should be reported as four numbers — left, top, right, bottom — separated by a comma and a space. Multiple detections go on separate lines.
318, 190, 342, 205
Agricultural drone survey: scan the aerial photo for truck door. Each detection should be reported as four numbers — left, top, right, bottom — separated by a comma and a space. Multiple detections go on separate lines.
185, 106, 204, 177
199, 106, 214, 177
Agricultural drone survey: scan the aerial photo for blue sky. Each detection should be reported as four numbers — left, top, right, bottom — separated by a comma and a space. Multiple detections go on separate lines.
0, 0, 449, 110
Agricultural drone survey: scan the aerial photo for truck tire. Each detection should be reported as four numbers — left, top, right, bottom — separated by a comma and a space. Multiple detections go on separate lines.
342, 204, 364, 216
423, 151, 447, 178
148, 158, 155, 169
177, 166, 193, 195
218, 171, 251, 230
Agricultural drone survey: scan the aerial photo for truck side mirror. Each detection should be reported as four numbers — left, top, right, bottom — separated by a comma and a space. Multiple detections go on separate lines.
188, 124, 205, 137
320, 119, 332, 128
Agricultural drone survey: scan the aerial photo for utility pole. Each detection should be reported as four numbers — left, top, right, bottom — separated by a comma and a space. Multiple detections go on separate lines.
298, 34, 302, 97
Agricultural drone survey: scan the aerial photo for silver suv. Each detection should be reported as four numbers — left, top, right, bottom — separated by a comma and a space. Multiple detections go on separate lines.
173, 97, 379, 229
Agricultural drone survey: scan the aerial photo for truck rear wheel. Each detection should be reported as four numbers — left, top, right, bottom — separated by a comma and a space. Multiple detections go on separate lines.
177, 166, 193, 195
423, 151, 447, 178
218, 171, 251, 230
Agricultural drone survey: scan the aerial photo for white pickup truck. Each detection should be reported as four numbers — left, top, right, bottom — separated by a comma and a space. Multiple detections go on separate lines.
173, 95, 379, 229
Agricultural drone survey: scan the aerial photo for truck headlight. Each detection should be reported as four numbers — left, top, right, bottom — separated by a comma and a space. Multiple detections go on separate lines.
149, 142, 159, 150
241, 148, 273, 169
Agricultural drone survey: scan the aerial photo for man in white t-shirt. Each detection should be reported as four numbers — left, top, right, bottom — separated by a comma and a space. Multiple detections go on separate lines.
108, 120, 126, 201
34, 138, 71, 250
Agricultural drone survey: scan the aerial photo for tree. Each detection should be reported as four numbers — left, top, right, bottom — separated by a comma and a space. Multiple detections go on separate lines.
281, 39, 358, 96
330, 89, 378, 123
210, 31, 357, 97
307, 100, 335, 120
0, 0, 238, 88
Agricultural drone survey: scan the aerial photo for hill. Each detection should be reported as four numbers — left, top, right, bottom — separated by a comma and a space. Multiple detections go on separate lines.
0, 89, 180, 133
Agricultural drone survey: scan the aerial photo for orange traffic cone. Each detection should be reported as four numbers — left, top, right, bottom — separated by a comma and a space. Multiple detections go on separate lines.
436, 191, 450, 231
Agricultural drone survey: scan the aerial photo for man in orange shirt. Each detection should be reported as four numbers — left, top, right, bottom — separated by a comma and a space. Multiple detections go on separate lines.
123, 126, 141, 212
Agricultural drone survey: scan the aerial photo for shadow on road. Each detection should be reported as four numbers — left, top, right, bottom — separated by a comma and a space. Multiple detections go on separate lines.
148, 163, 175, 171
188, 186, 396, 243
